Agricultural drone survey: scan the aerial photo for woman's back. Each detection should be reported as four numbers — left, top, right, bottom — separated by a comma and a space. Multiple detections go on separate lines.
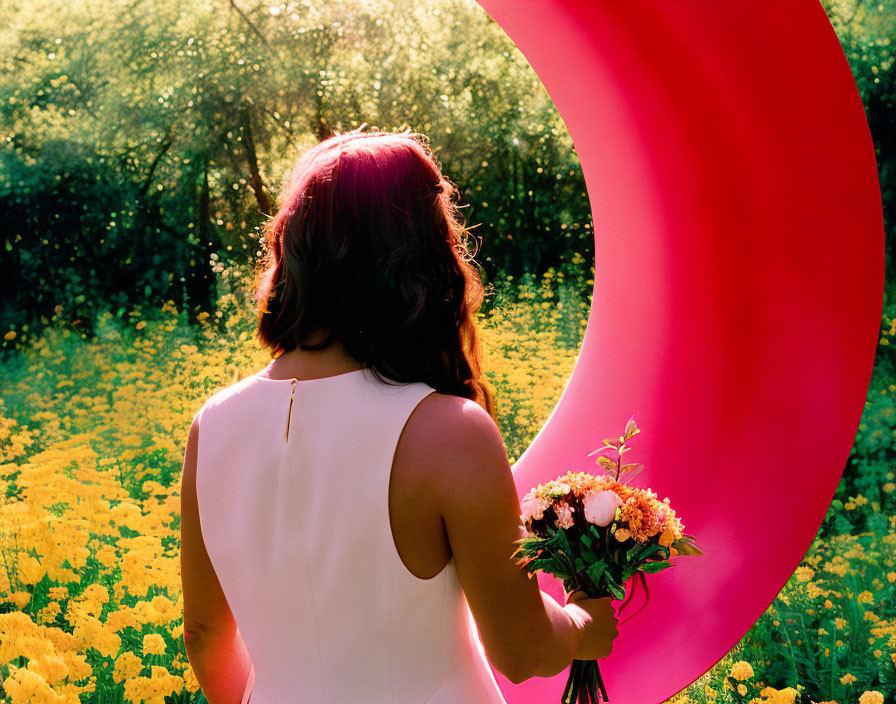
194, 366, 508, 704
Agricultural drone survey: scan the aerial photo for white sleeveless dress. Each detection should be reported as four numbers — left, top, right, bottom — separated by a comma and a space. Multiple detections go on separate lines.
194, 366, 508, 704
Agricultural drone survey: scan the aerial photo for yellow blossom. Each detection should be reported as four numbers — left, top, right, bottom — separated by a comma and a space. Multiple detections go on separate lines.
614, 527, 632, 542
840, 673, 857, 685
793, 565, 814, 582
36, 601, 61, 625
806, 581, 828, 600
729, 661, 754, 681
142, 632, 167, 656
824, 556, 850, 578
47, 587, 68, 600
858, 692, 883, 704
25, 652, 69, 684
2, 667, 58, 703
182, 662, 200, 693
113, 651, 143, 684
757, 686, 799, 704
9, 592, 31, 609
61, 650, 92, 681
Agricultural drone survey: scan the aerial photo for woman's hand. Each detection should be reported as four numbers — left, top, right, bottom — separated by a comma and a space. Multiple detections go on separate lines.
563, 589, 619, 661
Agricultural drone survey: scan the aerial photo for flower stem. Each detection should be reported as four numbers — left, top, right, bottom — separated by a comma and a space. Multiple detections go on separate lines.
563, 660, 583, 704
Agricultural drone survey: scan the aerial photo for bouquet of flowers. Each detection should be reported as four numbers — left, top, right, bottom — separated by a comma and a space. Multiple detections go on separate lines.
511, 414, 702, 704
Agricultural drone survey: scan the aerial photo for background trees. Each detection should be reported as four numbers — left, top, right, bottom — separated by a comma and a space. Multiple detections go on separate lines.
0, 0, 594, 342
0, 0, 891, 347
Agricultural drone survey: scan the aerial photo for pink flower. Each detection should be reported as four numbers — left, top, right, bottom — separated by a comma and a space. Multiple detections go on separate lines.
554, 502, 575, 529
520, 490, 550, 521
583, 489, 623, 526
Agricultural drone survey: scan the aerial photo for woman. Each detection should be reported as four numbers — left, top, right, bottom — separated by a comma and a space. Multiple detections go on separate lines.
179, 125, 618, 703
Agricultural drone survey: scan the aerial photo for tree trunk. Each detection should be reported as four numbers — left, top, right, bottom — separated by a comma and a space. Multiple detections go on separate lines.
240, 109, 271, 216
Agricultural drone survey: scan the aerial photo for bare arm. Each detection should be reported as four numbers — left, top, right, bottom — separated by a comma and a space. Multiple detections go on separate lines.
410, 394, 587, 683
180, 412, 254, 703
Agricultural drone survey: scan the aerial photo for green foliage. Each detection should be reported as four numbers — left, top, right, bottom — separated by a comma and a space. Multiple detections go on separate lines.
0, 0, 594, 347
818, 291, 896, 541
685, 526, 896, 704
0, 138, 211, 338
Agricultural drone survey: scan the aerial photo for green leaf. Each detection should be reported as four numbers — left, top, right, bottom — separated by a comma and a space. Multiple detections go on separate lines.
596, 456, 617, 472
603, 571, 626, 600
634, 543, 662, 561
556, 529, 573, 558
640, 561, 674, 574
604, 570, 620, 589
529, 557, 554, 571
586, 560, 607, 588
671, 536, 704, 556
620, 462, 644, 482
581, 534, 593, 549
625, 543, 643, 561
548, 555, 569, 576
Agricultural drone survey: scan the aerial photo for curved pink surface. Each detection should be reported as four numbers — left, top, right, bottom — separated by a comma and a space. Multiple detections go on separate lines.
473, 1, 885, 702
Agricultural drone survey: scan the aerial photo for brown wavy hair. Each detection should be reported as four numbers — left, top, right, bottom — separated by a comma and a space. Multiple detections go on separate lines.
253, 125, 496, 421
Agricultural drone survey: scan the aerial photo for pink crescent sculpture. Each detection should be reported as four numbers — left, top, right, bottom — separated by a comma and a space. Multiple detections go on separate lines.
472, 1, 885, 702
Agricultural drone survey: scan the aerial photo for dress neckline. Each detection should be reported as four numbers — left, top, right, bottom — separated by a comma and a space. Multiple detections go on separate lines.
250, 367, 369, 384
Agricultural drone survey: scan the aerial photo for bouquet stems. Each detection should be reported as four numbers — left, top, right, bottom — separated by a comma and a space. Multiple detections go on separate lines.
563, 658, 608, 703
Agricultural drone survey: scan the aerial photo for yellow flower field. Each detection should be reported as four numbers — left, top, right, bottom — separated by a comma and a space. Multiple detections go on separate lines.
1, 258, 894, 702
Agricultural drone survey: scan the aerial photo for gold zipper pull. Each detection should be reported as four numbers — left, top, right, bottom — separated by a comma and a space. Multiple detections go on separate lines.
286, 379, 297, 442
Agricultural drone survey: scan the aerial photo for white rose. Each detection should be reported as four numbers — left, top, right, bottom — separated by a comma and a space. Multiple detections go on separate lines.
582, 489, 622, 526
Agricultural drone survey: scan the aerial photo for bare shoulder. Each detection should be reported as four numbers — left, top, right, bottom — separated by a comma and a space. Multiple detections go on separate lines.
400, 390, 514, 522
403, 391, 506, 478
